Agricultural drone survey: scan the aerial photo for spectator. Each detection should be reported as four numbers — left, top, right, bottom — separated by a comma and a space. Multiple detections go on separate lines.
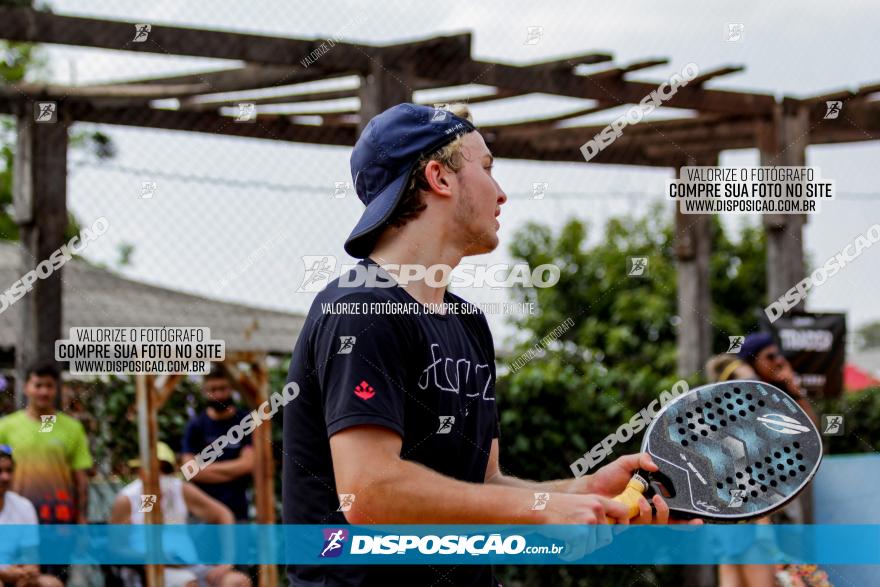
706, 354, 759, 383
0, 363, 93, 525
738, 333, 818, 424
706, 355, 774, 587
181, 369, 253, 521
0, 444, 63, 587
110, 442, 251, 587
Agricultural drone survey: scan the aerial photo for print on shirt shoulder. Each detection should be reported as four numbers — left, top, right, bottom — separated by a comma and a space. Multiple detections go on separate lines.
418, 342, 494, 401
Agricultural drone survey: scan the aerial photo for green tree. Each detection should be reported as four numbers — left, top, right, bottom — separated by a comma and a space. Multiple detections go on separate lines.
495, 207, 767, 586
855, 320, 880, 350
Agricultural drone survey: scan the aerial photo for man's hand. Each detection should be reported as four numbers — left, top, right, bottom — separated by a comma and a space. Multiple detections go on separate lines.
536, 493, 632, 525
205, 564, 233, 586
573, 453, 703, 525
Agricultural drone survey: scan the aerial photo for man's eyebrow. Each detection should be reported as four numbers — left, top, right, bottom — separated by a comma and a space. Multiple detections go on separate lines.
483, 153, 495, 164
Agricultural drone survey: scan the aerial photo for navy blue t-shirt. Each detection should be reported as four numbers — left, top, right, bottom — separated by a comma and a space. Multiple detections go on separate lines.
283, 258, 501, 587
182, 408, 252, 520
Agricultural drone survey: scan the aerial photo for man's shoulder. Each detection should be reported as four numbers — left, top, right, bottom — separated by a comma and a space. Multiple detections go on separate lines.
0, 409, 27, 426
4, 491, 37, 517
54, 412, 86, 434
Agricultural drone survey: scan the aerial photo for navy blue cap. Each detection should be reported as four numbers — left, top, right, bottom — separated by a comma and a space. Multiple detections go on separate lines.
344, 103, 477, 258
738, 332, 775, 361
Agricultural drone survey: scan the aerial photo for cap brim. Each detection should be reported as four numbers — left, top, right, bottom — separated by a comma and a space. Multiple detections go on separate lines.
343, 166, 414, 258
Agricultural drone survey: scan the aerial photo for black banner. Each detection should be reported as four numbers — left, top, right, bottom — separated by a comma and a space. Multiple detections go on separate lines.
760, 312, 846, 397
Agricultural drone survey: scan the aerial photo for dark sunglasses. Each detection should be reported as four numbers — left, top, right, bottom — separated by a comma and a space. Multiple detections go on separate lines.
762, 351, 783, 362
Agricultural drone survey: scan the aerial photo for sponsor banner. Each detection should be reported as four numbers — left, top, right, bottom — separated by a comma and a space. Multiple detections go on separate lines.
2, 525, 880, 565
761, 312, 846, 397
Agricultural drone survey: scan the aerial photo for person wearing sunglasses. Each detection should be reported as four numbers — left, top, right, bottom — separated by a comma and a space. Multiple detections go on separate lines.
737, 332, 818, 425
0, 445, 63, 587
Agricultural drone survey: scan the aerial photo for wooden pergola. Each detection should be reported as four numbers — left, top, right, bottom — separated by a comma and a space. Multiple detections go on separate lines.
2, 7, 879, 585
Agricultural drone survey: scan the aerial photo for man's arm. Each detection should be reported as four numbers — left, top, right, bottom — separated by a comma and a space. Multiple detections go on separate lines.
483, 439, 577, 492
182, 482, 235, 524
330, 425, 631, 525
75, 469, 89, 523
109, 493, 131, 524
181, 446, 254, 483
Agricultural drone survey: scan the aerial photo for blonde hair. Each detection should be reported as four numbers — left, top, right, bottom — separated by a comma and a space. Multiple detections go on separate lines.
705, 354, 744, 382
387, 103, 474, 228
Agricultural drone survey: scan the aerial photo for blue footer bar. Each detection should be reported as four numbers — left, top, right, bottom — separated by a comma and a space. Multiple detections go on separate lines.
1, 525, 879, 565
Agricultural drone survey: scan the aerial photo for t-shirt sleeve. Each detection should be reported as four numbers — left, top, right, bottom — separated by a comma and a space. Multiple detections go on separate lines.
313, 295, 412, 439
69, 420, 94, 470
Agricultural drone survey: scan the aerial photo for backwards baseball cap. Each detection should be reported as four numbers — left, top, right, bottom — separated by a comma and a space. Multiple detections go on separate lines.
344, 103, 477, 258
738, 332, 775, 362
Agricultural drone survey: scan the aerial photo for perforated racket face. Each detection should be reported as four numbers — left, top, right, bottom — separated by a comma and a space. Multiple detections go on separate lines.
642, 380, 822, 521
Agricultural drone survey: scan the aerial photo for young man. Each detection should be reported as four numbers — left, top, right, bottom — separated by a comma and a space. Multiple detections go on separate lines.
0, 364, 92, 525
110, 442, 251, 587
181, 369, 253, 521
0, 445, 63, 587
282, 103, 690, 586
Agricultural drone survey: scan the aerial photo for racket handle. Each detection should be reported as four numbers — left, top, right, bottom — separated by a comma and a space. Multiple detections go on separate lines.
607, 471, 649, 523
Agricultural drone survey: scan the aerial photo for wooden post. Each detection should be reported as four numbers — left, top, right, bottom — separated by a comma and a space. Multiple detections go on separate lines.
358, 58, 413, 136
136, 374, 164, 587
12, 106, 69, 407
675, 154, 715, 378
759, 100, 809, 304
758, 101, 813, 525
222, 354, 277, 587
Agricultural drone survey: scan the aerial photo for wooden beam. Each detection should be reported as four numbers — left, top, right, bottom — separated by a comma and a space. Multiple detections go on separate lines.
0, 7, 374, 69
585, 58, 669, 79
401, 58, 776, 115
358, 56, 413, 135
154, 374, 184, 409
689, 65, 745, 87
12, 107, 69, 406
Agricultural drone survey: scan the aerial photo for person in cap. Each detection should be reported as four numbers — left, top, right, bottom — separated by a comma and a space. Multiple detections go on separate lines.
282, 103, 694, 587
738, 333, 817, 423
111, 442, 251, 587
0, 445, 64, 587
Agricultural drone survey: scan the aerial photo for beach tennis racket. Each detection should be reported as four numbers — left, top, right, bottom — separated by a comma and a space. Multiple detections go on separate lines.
610, 380, 822, 522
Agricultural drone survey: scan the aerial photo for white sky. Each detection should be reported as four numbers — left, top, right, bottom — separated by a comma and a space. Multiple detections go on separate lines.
27, 0, 880, 352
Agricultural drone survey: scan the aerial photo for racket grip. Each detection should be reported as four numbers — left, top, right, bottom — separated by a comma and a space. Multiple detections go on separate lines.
607, 471, 649, 523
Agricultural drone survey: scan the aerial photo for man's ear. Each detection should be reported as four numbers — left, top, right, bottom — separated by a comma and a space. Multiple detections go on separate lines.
423, 160, 454, 198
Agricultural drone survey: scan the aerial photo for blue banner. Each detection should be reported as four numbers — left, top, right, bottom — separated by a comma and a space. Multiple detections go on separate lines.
1, 524, 879, 565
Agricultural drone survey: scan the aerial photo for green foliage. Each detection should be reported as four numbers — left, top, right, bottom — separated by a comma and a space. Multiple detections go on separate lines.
817, 387, 880, 454
855, 320, 880, 350
81, 375, 207, 476
495, 207, 768, 586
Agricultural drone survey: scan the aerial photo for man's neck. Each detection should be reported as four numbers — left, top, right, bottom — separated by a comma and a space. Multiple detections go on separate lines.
370, 239, 464, 308
25, 405, 55, 420
207, 406, 235, 420
0, 493, 5, 513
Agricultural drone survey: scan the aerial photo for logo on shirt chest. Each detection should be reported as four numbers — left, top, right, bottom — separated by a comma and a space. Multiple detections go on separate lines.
418, 343, 494, 401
